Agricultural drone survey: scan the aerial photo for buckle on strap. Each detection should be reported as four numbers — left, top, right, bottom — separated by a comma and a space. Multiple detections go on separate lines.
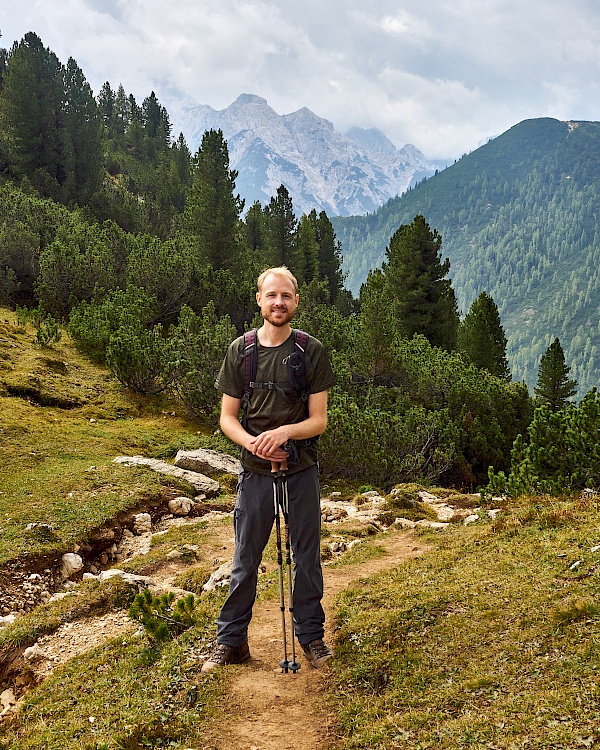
249, 380, 277, 390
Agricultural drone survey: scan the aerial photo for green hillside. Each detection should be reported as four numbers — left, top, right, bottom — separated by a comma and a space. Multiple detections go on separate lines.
333, 118, 600, 393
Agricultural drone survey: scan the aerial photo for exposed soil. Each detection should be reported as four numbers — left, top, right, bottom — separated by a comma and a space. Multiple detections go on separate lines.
1, 511, 427, 747
199, 529, 428, 750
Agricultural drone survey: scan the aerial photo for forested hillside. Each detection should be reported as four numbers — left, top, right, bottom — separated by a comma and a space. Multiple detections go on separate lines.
3, 31, 600, 495
333, 118, 600, 392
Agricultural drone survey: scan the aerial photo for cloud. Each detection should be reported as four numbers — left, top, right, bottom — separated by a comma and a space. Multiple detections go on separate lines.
2, 0, 600, 159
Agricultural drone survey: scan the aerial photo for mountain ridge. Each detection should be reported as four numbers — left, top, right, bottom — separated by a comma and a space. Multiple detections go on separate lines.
332, 117, 600, 394
159, 89, 441, 216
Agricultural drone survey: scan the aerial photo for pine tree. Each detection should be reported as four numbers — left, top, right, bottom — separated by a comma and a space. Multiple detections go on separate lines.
0, 32, 71, 199
383, 214, 459, 351
113, 84, 130, 135
294, 213, 319, 285
458, 291, 511, 379
183, 129, 244, 269
314, 210, 345, 304
265, 184, 296, 267
97, 82, 115, 132
244, 200, 269, 256
535, 337, 577, 411
64, 57, 103, 202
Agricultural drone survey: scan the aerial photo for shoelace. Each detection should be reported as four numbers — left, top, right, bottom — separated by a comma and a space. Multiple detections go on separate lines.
211, 643, 231, 661
309, 641, 330, 658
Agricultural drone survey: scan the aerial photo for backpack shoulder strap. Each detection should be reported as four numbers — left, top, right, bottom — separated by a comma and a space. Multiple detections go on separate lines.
290, 329, 310, 406
243, 329, 258, 392
293, 328, 309, 353
242, 329, 258, 428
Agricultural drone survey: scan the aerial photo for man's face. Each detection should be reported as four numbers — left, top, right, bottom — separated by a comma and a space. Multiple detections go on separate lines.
256, 274, 299, 327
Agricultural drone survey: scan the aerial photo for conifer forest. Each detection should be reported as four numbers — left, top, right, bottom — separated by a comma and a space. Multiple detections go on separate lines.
1, 32, 599, 495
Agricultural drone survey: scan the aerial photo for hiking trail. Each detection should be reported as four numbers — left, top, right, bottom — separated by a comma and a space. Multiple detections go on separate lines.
200, 529, 427, 750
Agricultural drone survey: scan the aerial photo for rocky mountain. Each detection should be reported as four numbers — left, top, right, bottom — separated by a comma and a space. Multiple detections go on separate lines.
161, 90, 439, 216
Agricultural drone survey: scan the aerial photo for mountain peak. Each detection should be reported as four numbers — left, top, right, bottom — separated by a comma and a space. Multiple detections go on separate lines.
161, 90, 438, 216
233, 93, 269, 107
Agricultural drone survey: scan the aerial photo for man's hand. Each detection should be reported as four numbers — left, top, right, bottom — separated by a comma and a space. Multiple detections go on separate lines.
249, 426, 291, 461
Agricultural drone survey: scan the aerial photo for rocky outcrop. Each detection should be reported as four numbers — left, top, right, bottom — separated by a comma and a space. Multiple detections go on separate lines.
174, 448, 239, 476
113, 456, 220, 496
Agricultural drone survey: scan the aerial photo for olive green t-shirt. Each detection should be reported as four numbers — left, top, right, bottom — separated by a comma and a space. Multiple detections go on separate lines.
215, 330, 336, 475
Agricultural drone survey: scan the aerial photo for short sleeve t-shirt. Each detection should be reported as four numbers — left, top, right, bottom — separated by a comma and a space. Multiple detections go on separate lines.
215, 330, 336, 475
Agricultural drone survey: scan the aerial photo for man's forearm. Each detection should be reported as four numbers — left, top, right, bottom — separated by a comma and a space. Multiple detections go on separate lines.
220, 413, 253, 451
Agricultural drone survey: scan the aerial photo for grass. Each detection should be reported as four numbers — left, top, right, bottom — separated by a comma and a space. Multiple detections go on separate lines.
0, 309, 237, 748
0, 593, 229, 750
0, 311, 223, 566
329, 492, 600, 749
6, 308, 600, 748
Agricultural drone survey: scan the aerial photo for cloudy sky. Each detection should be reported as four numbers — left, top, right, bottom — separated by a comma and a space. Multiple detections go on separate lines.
2, 0, 600, 159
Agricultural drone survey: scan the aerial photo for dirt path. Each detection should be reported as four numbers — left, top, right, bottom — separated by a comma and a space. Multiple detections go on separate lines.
202, 530, 427, 750
2, 516, 429, 743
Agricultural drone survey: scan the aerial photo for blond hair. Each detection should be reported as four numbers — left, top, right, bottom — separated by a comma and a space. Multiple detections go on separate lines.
257, 266, 299, 293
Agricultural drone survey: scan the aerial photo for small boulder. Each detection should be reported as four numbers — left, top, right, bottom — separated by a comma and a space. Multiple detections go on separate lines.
168, 497, 194, 516
1, 688, 16, 709
203, 561, 234, 592
23, 644, 46, 663
61, 552, 83, 579
174, 448, 240, 475
133, 513, 152, 536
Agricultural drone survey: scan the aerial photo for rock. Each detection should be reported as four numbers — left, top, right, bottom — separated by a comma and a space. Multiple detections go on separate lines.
394, 518, 417, 529
98, 569, 154, 588
61, 553, 83, 579
0, 614, 16, 628
322, 506, 348, 522
168, 497, 194, 516
23, 644, 46, 663
89, 528, 116, 548
133, 513, 152, 535
329, 491, 342, 498
25, 522, 55, 531
464, 514, 479, 525
114, 456, 220, 496
361, 490, 380, 498
174, 448, 240, 476
1, 689, 16, 709
417, 491, 457, 521
203, 561, 234, 592
48, 592, 75, 603
488, 509, 501, 519
415, 520, 449, 530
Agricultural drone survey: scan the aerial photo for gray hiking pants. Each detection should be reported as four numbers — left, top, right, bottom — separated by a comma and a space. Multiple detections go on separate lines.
216, 463, 325, 647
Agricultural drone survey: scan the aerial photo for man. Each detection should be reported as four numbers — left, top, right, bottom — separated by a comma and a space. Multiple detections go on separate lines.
201, 266, 336, 672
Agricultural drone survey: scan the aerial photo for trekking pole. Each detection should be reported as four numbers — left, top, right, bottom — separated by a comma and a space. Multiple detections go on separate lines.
271, 459, 300, 674
280, 464, 300, 673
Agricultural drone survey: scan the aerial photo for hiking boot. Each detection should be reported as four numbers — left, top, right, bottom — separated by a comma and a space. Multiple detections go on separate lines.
201, 642, 250, 672
301, 639, 333, 668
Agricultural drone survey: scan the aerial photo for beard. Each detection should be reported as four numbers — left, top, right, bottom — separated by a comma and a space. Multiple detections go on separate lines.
262, 308, 296, 327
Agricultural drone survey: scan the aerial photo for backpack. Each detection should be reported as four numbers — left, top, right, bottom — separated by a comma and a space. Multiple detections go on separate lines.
241, 328, 310, 431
